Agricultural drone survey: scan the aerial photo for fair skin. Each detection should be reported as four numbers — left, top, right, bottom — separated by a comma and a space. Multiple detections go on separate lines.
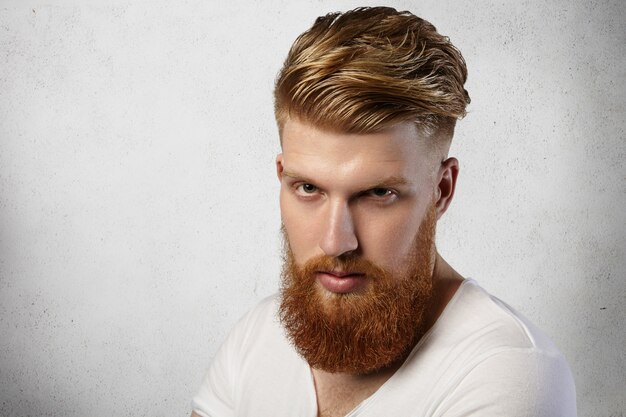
277, 118, 463, 417
190, 118, 463, 417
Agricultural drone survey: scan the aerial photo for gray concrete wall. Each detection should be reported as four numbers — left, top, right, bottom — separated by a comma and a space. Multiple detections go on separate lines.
1, 1, 624, 416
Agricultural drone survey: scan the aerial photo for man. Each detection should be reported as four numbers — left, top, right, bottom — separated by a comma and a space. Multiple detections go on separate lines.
191, 7, 576, 417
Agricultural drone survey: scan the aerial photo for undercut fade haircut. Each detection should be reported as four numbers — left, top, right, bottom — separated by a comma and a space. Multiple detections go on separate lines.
274, 6, 470, 137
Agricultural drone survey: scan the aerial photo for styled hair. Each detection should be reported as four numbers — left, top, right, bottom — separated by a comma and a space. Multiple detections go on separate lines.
274, 7, 470, 136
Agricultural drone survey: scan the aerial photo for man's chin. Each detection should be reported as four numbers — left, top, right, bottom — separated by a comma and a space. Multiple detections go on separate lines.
279, 262, 434, 374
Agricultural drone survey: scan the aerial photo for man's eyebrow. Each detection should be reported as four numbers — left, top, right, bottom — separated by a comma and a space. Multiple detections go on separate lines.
282, 171, 410, 188
365, 176, 410, 188
282, 170, 312, 182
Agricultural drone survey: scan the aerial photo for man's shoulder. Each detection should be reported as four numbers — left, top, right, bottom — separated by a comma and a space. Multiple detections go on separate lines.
247, 293, 280, 319
376, 280, 576, 416
425, 281, 577, 416
434, 279, 561, 355
231, 293, 281, 344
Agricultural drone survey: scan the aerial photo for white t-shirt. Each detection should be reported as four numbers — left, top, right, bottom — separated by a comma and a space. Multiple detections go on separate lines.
192, 279, 576, 416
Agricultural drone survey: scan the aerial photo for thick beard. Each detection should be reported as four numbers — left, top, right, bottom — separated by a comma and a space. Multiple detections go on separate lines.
279, 205, 437, 375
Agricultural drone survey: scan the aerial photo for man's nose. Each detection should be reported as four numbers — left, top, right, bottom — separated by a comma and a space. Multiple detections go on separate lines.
319, 199, 358, 257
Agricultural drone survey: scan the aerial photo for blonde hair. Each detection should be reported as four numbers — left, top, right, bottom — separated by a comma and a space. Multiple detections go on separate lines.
274, 7, 470, 137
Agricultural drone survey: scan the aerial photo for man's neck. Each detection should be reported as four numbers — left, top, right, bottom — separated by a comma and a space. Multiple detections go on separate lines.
311, 364, 400, 417
427, 253, 464, 328
312, 253, 463, 417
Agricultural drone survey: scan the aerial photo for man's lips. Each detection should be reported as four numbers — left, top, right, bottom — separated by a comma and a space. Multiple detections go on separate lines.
316, 270, 367, 294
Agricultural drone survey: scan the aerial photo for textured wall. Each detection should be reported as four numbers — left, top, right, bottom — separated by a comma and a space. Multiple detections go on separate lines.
0, 1, 624, 416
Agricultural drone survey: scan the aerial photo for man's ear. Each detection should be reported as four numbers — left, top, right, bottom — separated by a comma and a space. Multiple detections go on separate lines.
435, 157, 459, 220
276, 154, 284, 181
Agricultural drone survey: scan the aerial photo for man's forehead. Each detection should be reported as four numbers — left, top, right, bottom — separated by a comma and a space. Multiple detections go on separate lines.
279, 120, 437, 191
280, 119, 430, 158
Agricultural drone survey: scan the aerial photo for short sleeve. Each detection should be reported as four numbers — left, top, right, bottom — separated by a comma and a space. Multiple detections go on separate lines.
432, 348, 577, 417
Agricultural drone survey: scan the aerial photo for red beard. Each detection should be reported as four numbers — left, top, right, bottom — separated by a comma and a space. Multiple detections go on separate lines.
279, 205, 437, 374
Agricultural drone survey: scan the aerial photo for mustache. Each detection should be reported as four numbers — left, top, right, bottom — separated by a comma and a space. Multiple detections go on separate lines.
297, 254, 389, 280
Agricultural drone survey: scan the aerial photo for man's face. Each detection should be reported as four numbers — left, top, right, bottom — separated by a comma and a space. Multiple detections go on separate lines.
277, 118, 437, 282
276, 119, 444, 373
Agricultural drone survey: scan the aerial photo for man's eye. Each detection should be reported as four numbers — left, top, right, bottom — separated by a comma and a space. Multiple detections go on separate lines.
369, 188, 392, 198
297, 183, 318, 194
